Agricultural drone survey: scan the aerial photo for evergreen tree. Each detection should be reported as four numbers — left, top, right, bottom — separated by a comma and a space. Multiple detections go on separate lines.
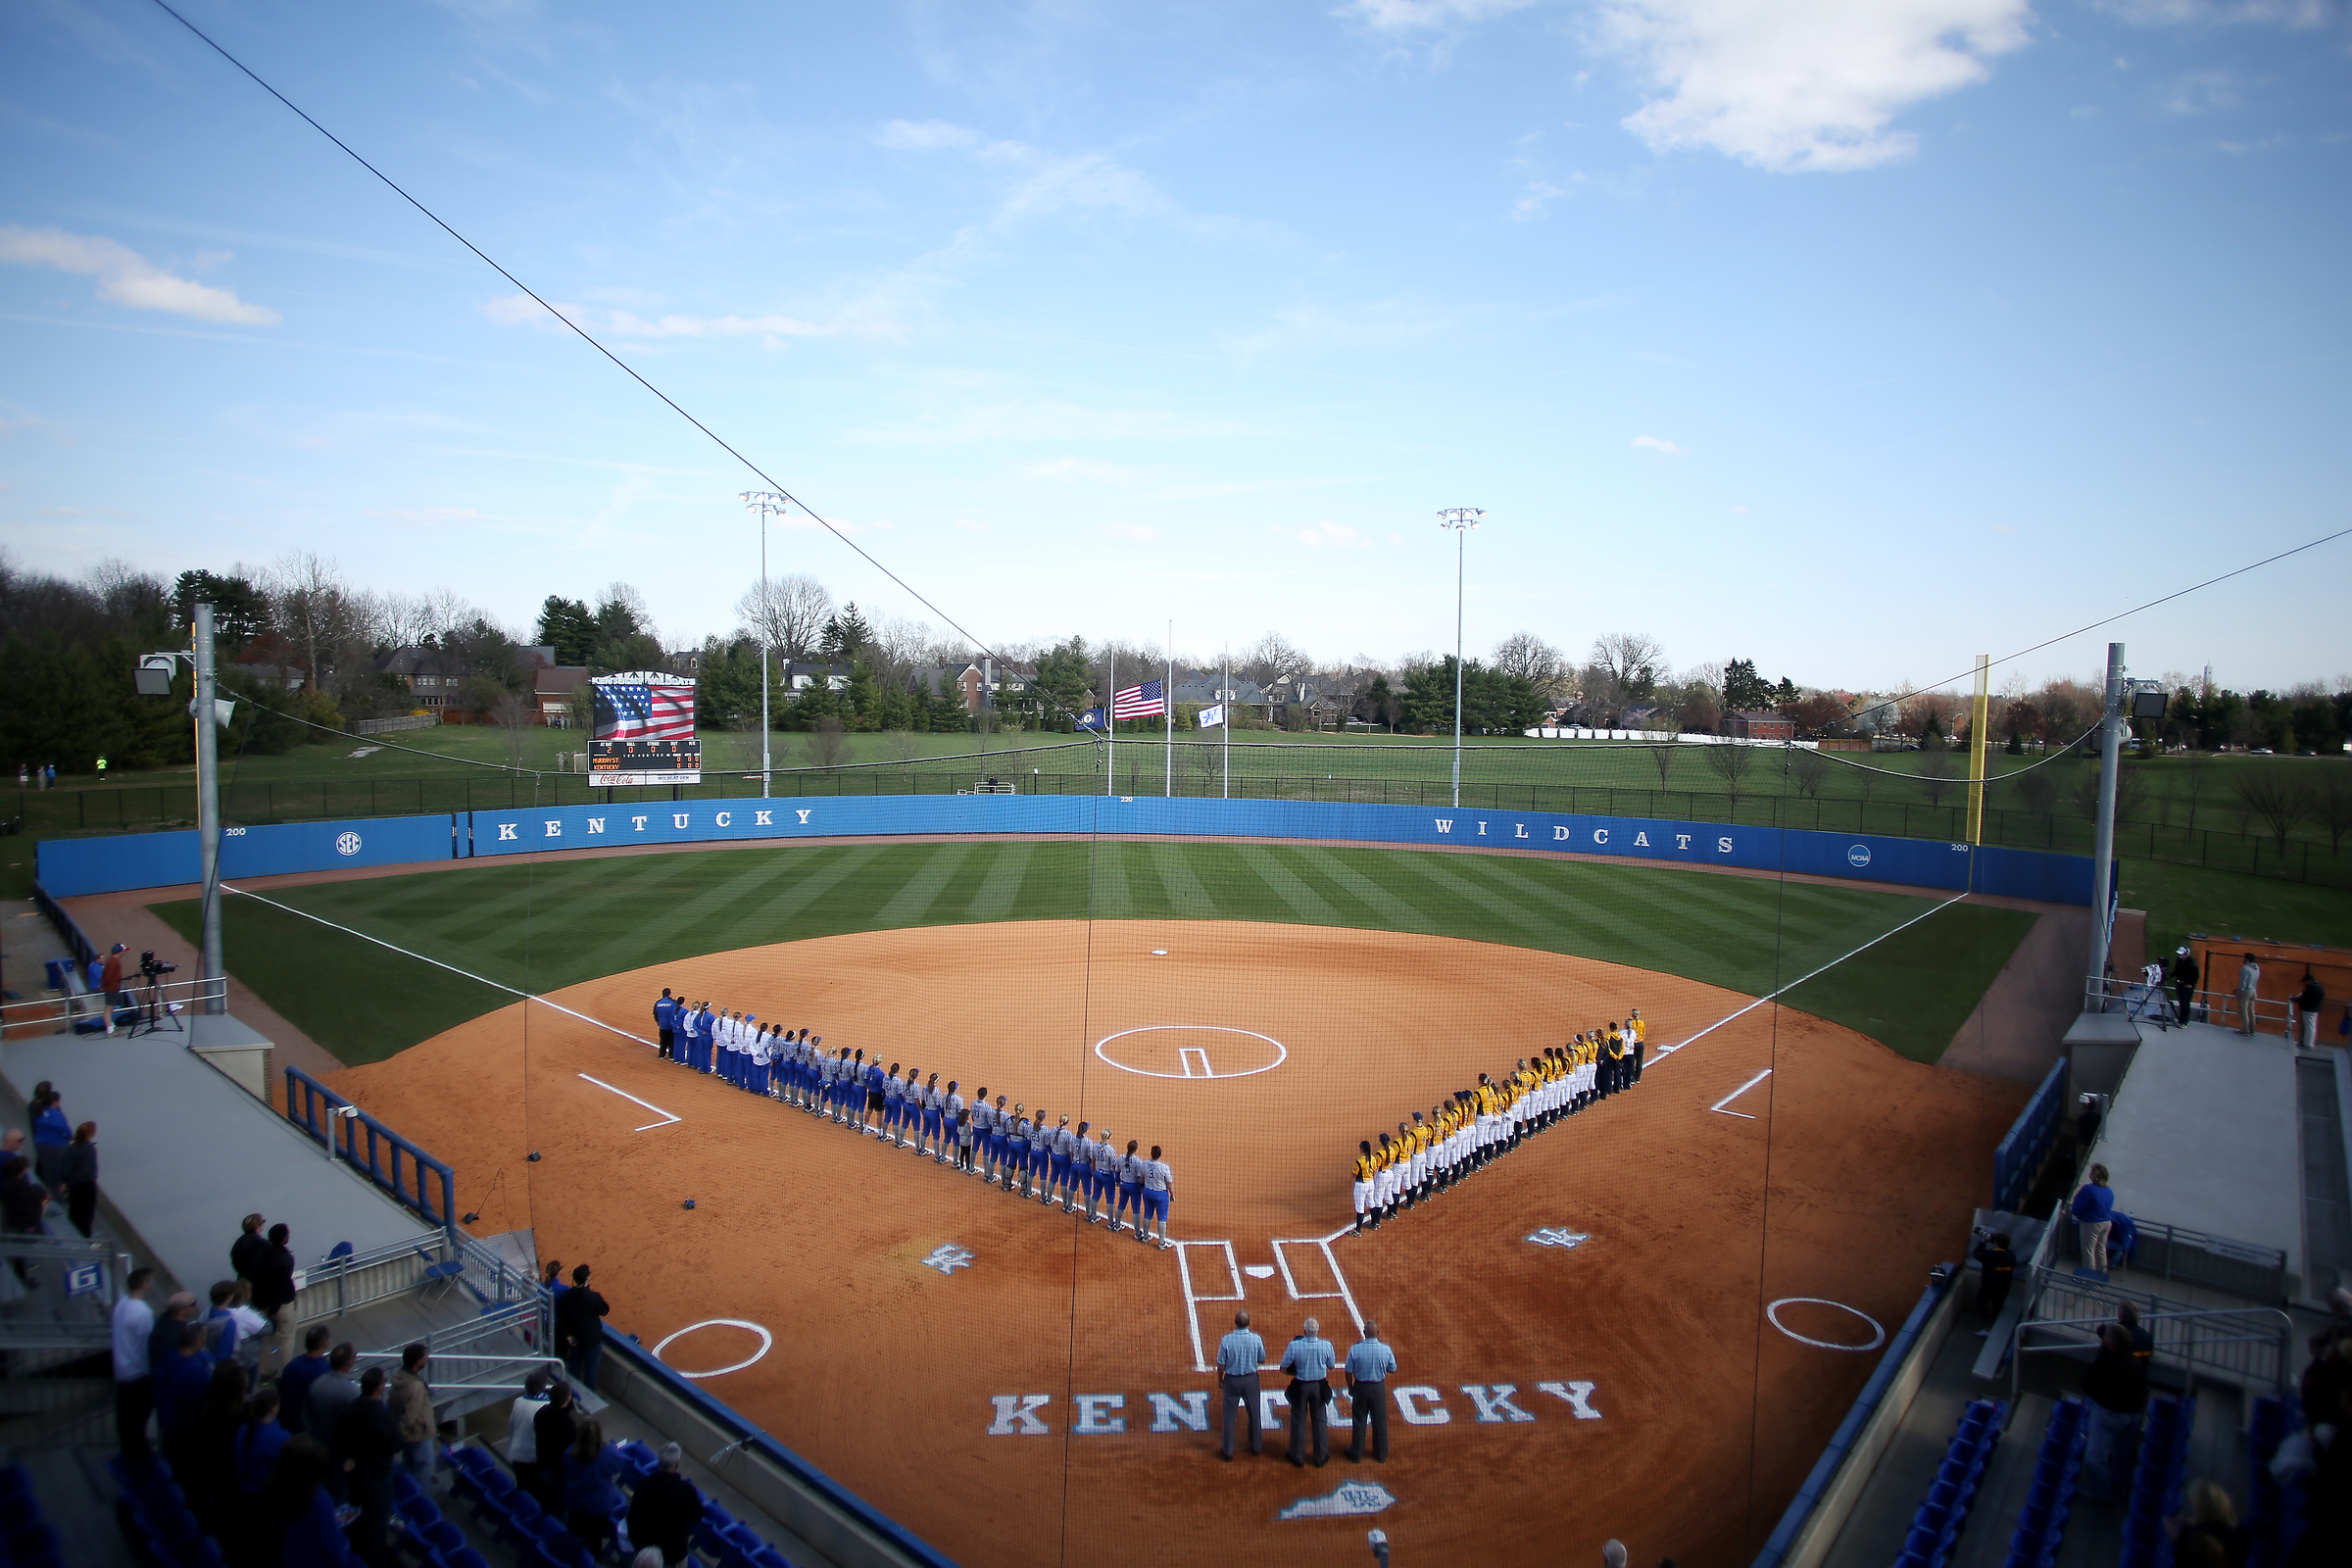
535, 597, 597, 665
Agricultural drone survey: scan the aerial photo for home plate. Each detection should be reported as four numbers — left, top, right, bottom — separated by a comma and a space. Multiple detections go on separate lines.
1244, 1264, 1276, 1280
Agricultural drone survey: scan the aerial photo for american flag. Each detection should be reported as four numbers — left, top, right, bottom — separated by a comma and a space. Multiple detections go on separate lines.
1112, 679, 1165, 719
593, 680, 698, 743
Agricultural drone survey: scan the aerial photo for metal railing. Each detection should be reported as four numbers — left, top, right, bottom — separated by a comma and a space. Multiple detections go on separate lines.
0, 972, 228, 1039
290, 1237, 446, 1325
282, 1067, 457, 1238
0, 1233, 130, 1352
2081, 975, 2300, 1037
2011, 1291, 2294, 1409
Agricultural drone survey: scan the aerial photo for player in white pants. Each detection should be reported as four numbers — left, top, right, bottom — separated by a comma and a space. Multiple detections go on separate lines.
1351, 1142, 1377, 1235
1371, 1132, 1399, 1227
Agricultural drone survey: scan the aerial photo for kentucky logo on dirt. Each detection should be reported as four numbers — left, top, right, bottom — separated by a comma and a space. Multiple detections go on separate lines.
1277, 1480, 1396, 1520
1526, 1227, 1591, 1249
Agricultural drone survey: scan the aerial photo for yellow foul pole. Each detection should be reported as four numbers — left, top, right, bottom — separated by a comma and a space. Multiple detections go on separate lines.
1968, 654, 1991, 844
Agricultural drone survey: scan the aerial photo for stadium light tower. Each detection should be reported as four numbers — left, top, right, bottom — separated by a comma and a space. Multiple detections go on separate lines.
742, 491, 789, 798
1438, 509, 1485, 808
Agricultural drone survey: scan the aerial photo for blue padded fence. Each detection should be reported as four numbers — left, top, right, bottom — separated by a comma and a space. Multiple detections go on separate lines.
36, 795, 2096, 905
283, 1065, 457, 1238
1994, 1057, 2071, 1213
36, 811, 459, 897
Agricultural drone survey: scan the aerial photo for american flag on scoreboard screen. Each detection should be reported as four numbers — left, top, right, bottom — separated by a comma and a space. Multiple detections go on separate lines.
1111, 679, 1165, 719
594, 681, 697, 743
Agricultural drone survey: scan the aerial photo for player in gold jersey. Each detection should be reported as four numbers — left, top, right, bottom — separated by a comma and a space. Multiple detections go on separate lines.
1351, 1141, 1377, 1234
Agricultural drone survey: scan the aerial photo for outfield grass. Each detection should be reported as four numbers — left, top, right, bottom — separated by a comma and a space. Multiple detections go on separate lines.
151, 840, 2031, 1069
2120, 856, 2352, 956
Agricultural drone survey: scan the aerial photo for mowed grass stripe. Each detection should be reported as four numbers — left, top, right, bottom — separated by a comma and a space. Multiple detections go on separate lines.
873, 844, 974, 928
1231, 849, 1346, 927
1266, 849, 1386, 929
1145, 843, 1219, 921
1306, 851, 1445, 934
962, 841, 1036, 923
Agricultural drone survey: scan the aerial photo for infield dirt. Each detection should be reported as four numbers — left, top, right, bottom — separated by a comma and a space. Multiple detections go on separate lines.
332, 918, 2024, 1568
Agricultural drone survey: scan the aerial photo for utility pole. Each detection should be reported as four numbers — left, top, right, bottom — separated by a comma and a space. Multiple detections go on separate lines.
193, 602, 224, 1014
2085, 642, 2126, 1010
1438, 509, 1485, 808
741, 492, 788, 798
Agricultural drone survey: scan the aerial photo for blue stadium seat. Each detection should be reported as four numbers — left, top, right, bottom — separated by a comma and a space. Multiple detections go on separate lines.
492, 1493, 543, 1551
431, 1551, 492, 1568
417, 1520, 466, 1560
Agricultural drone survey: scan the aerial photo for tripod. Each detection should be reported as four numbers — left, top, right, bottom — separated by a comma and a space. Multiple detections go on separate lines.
128, 972, 183, 1037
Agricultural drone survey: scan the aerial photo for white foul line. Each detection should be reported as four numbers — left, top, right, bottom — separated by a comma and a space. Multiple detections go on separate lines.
221, 882, 660, 1054
1648, 888, 1971, 1067
1709, 1067, 1773, 1119
577, 1073, 681, 1132
1174, 1240, 1243, 1373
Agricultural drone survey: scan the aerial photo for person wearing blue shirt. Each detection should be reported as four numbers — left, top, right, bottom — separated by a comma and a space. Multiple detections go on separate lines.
1215, 1309, 1266, 1461
1343, 1323, 1399, 1463
279, 1327, 334, 1437
30, 1092, 72, 1190
561, 1417, 628, 1558
153, 1322, 218, 1466
2072, 1162, 2116, 1274
1279, 1318, 1338, 1468
233, 1387, 291, 1497
653, 989, 677, 1061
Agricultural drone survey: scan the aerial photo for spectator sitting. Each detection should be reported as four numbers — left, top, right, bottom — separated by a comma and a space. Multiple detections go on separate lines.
625, 1442, 707, 1567
260, 1435, 356, 1568
279, 1327, 335, 1437
388, 1343, 438, 1491
532, 1382, 580, 1512
562, 1417, 627, 1559
507, 1371, 552, 1497
305, 1344, 362, 1471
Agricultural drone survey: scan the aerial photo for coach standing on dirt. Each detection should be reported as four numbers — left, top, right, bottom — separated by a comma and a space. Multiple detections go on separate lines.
1216, 1310, 1265, 1461
653, 989, 677, 1061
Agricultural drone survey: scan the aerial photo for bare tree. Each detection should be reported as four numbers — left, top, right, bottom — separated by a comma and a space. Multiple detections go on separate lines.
1589, 632, 1663, 707
1648, 745, 1679, 789
1917, 743, 1961, 808
2009, 762, 2060, 818
488, 689, 536, 768
2312, 765, 2352, 854
2179, 754, 2215, 834
2234, 768, 2312, 854
1703, 741, 1755, 813
806, 716, 853, 771
1493, 632, 1570, 705
1791, 749, 1832, 799
1238, 631, 1312, 692
737, 573, 835, 662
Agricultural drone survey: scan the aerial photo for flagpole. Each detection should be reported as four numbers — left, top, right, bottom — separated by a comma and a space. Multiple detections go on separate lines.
1164, 618, 1173, 799
1221, 643, 1230, 801
1106, 648, 1115, 797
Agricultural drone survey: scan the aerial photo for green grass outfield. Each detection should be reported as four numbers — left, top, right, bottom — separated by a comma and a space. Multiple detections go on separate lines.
152, 840, 2033, 1071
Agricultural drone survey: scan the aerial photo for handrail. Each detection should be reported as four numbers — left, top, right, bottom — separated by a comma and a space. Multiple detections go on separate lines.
281, 1066, 456, 1239
28, 878, 97, 966
0, 971, 229, 1035
2010, 1288, 2294, 1405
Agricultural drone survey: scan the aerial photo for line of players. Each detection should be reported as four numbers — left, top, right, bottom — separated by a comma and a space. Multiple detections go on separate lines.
650, 991, 1179, 1249
1348, 1008, 1649, 1234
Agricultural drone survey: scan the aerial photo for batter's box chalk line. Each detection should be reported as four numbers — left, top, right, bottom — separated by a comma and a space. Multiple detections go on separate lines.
1278, 1481, 1396, 1521
1767, 1298, 1886, 1352
1175, 1234, 1364, 1373
1095, 1024, 1288, 1081
651, 1319, 772, 1378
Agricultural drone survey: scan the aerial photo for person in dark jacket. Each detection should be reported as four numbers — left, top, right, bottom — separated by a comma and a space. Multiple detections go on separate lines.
532, 1382, 581, 1513
0, 1155, 45, 1281
1971, 1230, 2016, 1336
625, 1443, 707, 1566
2082, 1323, 2149, 1502
555, 1265, 611, 1390
562, 1417, 626, 1557
230, 1212, 270, 1285
305, 1345, 362, 1477
247, 1222, 299, 1377
57, 1122, 98, 1238
154, 1322, 219, 1489
185, 1359, 251, 1534
279, 1327, 335, 1438
2170, 947, 2200, 1023
228, 1386, 290, 1564
332, 1368, 402, 1568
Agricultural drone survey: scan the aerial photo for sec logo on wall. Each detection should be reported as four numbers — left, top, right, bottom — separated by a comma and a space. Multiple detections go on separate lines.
1846, 844, 1871, 868
335, 832, 364, 858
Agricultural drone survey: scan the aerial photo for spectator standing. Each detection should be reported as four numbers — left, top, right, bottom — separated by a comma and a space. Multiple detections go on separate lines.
205, 1280, 242, 1362
2297, 971, 2327, 1050
147, 1292, 199, 1377
2170, 946, 2200, 1024
562, 1418, 627, 1557
625, 1443, 707, 1567
2234, 953, 2261, 1036
2072, 1163, 2117, 1274
332, 1367, 402, 1568
305, 1345, 362, 1465
2082, 1323, 2149, 1501
556, 1264, 611, 1390
388, 1344, 437, 1491
30, 1092, 71, 1190
542, 1258, 566, 1301
2, 1155, 49, 1281
101, 943, 128, 1030
279, 1327, 334, 1437
154, 1322, 217, 1483
185, 1359, 250, 1533
112, 1266, 156, 1457
259, 1436, 354, 1568
225, 1280, 270, 1377
532, 1382, 580, 1512
1972, 1230, 2017, 1336
23, 1083, 50, 1132
229, 1213, 269, 1286
2168, 1479, 2248, 1568
247, 1222, 299, 1376
229, 1386, 291, 1562
57, 1122, 98, 1238
507, 1371, 552, 1497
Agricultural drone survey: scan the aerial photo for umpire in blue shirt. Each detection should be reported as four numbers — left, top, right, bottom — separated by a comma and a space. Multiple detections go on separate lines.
1216, 1310, 1265, 1461
1280, 1317, 1338, 1467
1343, 1322, 1398, 1463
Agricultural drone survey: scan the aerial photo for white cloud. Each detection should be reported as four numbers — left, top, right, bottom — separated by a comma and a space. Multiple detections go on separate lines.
1513, 178, 1574, 218
2163, 70, 2241, 114
876, 118, 984, 150
480, 294, 836, 346
1339, 0, 1539, 32
0, 225, 279, 324
1592, 0, 2034, 172
1101, 522, 1161, 542
2097, 0, 2327, 24
1279, 519, 1371, 548
1632, 434, 1689, 455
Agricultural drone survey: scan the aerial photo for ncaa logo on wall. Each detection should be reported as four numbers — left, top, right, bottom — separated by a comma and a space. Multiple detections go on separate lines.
335, 832, 364, 858
1846, 844, 1871, 868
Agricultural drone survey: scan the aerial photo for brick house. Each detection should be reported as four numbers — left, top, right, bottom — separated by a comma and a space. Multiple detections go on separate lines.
1729, 710, 1795, 742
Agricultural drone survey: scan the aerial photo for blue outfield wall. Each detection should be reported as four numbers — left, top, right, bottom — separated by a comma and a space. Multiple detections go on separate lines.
36, 812, 458, 898
36, 794, 2094, 905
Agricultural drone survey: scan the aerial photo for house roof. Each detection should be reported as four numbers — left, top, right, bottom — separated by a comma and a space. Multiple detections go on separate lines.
535, 666, 591, 696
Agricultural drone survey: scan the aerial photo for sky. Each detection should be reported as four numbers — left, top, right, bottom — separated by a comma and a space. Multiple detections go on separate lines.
2, 0, 2347, 702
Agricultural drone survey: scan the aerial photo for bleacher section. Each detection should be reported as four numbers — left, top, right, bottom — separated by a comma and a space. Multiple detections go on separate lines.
1894, 1397, 2004, 1568
2118, 1394, 2195, 1568
2000, 1395, 2083, 1568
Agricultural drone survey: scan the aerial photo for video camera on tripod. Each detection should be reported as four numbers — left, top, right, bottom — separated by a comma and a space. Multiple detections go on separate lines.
139, 951, 177, 980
